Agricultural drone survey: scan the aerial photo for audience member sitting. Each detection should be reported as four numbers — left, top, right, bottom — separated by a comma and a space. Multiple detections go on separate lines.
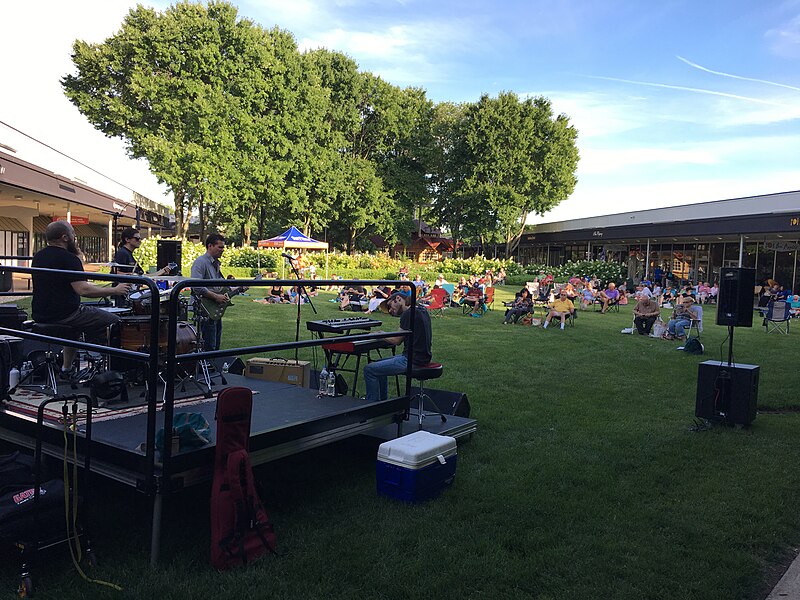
663, 295, 698, 341
366, 285, 392, 313
340, 282, 367, 311
503, 289, 532, 324
697, 281, 711, 303
269, 284, 287, 303
598, 282, 619, 313
412, 273, 428, 295
708, 282, 718, 303
789, 294, 800, 316
618, 288, 629, 305
580, 283, 595, 310
435, 273, 449, 287
462, 283, 484, 315
633, 295, 660, 335
543, 289, 575, 330
494, 267, 506, 285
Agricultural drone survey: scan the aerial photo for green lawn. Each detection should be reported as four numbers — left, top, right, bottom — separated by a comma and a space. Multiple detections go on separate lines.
2, 286, 799, 600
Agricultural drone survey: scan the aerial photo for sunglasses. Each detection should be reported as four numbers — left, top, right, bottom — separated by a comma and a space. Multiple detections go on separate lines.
132, 236, 142, 240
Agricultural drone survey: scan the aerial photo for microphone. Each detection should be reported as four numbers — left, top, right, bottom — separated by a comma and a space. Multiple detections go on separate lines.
281, 253, 294, 260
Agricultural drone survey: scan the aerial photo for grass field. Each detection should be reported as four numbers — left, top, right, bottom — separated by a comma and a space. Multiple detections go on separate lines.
2, 285, 799, 600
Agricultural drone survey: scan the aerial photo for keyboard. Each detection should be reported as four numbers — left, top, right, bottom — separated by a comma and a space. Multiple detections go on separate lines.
307, 317, 382, 334
321, 339, 393, 354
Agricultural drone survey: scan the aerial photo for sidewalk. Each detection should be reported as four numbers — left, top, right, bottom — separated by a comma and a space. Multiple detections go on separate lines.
767, 550, 800, 599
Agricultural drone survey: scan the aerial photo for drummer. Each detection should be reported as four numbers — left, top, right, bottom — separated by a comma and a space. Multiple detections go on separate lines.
112, 228, 174, 307
111, 228, 174, 277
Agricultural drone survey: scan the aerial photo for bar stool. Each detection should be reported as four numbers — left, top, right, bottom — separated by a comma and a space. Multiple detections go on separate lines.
410, 362, 447, 428
23, 320, 80, 395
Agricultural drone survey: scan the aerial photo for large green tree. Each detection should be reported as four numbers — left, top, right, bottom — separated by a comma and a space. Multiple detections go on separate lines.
61, 1, 302, 239
461, 92, 579, 255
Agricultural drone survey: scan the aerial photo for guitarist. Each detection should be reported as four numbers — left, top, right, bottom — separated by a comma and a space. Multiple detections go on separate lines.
191, 234, 229, 351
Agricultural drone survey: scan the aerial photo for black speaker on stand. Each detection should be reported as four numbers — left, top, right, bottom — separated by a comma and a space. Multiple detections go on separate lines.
716, 267, 755, 327
157, 240, 182, 276
696, 267, 758, 425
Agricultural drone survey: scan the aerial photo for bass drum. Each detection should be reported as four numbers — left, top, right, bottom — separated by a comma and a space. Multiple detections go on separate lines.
119, 316, 168, 352
174, 321, 198, 376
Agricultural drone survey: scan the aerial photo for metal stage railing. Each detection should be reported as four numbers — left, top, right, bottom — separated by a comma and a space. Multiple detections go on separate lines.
0, 263, 416, 565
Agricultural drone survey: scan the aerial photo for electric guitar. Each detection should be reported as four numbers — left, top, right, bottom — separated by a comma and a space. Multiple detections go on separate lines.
199, 274, 262, 321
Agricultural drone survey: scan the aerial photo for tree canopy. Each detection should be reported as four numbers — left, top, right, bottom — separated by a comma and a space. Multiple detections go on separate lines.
62, 1, 579, 255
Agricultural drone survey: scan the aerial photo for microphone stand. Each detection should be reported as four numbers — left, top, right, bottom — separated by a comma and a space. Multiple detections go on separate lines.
285, 256, 317, 363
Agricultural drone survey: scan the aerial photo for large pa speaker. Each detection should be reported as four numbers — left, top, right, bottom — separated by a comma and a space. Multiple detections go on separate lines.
156, 240, 182, 276
695, 360, 759, 425
716, 267, 755, 327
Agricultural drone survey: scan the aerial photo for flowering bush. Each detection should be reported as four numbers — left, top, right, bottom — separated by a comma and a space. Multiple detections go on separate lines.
521, 260, 626, 284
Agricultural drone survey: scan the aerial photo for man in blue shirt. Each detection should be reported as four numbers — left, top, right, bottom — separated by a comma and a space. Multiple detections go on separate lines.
191, 234, 228, 351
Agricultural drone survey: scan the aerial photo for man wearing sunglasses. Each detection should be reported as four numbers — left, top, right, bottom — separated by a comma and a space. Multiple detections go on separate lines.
112, 227, 173, 277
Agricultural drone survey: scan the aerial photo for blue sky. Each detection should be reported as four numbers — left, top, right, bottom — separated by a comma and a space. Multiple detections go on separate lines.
2, 0, 800, 224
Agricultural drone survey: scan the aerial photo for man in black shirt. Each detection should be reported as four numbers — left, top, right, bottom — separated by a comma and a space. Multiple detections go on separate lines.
32, 221, 130, 377
111, 227, 144, 275
363, 292, 432, 402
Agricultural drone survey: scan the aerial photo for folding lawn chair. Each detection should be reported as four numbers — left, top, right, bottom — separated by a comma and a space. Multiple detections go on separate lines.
764, 301, 791, 334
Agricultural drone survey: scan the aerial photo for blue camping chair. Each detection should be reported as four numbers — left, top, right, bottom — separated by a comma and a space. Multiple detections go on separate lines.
764, 301, 791, 334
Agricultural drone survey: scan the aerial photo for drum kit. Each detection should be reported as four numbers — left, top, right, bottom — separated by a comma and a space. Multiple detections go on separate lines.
109, 274, 204, 389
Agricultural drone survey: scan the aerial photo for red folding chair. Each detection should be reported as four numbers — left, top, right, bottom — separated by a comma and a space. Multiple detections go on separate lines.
428, 288, 448, 317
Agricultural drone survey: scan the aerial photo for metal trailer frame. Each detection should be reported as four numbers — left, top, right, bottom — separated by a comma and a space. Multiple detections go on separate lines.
0, 265, 417, 565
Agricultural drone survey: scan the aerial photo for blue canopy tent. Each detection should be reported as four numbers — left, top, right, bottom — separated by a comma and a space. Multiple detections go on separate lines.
257, 226, 329, 278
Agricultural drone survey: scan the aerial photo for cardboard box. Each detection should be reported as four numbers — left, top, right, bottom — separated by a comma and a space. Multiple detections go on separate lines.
376, 431, 457, 502
245, 358, 311, 387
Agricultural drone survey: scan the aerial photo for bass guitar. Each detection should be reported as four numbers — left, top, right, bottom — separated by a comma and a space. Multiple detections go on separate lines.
199, 274, 262, 321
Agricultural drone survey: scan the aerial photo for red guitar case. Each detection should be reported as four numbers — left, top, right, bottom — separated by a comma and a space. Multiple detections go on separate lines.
210, 386, 276, 569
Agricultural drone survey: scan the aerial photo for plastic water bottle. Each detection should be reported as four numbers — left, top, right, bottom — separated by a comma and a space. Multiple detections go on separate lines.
319, 366, 329, 395
326, 370, 336, 397
8, 367, 19, 389
222, 362, 229, 375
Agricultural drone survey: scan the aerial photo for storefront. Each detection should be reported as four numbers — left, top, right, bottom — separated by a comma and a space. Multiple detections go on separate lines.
517, 191, 800, 290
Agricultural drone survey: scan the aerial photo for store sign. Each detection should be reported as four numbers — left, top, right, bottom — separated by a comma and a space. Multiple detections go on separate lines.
762, 240, 799, 253
52, 216, 90, 225
592, 230, 604, 237
790, 217, 799, 227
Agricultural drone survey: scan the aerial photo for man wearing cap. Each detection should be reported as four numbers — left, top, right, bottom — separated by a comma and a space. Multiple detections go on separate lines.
363, 292, 432, 402
664, 295, 697, 340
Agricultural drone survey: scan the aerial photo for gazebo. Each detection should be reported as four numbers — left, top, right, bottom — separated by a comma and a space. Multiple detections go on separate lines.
257, 226, 329, 278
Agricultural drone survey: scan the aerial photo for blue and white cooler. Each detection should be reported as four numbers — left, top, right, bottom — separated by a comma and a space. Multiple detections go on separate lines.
376, 430, 457, 502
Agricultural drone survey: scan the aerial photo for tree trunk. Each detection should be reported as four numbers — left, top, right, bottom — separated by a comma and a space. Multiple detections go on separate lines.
173, 189, 186, 238
198, 195, 205, 241
348, 228, 356, 254
243, 221, 251, 246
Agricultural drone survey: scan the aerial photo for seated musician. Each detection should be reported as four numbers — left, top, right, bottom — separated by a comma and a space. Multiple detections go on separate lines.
364, 292, 433, 402
32, 221, 130, 379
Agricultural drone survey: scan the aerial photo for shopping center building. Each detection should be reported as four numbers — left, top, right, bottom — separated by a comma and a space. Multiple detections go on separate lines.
0, 149, 171, 265
517, 190, 800, 290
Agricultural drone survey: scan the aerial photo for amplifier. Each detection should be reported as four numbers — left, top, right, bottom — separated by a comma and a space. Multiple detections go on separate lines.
695, 361, 759, 425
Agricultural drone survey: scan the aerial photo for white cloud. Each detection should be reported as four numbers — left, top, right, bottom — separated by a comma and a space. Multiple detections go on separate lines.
766, 13, 800, 58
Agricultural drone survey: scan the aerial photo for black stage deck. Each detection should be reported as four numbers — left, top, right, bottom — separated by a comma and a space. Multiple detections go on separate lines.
0, 373, 476, 491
